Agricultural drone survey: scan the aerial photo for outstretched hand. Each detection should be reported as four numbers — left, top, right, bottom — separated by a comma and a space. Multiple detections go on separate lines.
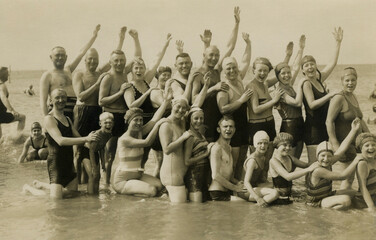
129, 29, 139, 39
286, 42, 294, 56
176, 40, 184, 53
200, 29, 212, 45
119, 26, 127, 38
242, 32, 250, 44
234, 6, 240, 23
351, 118, 361, 131
166, 33, 172, 44
93, 24, 101, 36
333, 27, 343, 43
299, 35, 306, 49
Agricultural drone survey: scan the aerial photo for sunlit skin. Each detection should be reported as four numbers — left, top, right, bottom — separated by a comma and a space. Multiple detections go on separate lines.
171, 102, 188, 119
31, 128, 42, 138
317, 151, 333, 168
253, 63, 270, 83
302, 61, 317, 79
175, 57, 192, 77
223, 62, 239, 81
360, 141, 376, 160
127, 115, 144, 133
277, 142, 292, 157
190, 111, 204, 131
203, 46, 220, 68
132, 62, 146, 81
341, 74, 357, 93
100, 118, 114, 133
278, 67, 292, 85
158, 72, 171, 89
51, 90, 67, 111
110, 53, 126, 73
255, 140, 269, 154
217, 119, 235, 140
50, 47, 67, 70
85, 50, 99, 73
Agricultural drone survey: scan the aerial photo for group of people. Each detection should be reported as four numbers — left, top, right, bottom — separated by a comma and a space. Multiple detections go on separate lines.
2, 6, 376, 212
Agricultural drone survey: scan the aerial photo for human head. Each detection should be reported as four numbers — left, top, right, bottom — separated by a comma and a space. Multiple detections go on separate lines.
273, 132, 293, 148
203, 46, 220, 68
175, 53, 192, 77
222, 57, 239, 81
341, 67, 358, 93
110, 50, 126, 73
253, 57, 273, 83
50, 88, 67, 110
187, 107, 204, 131
217, 115, 235, 140
301, 55, 317, 78
0, 67, 9, 82
85, 48, 99, 72
274, 62, 291, 85
124, 108, 143, 125
31, 122, 42, 137
99, 112, 114, 133
253, 131, 270, 154
155, 66, 172, 89
316, 141, 334, 167
356, 133, 376, 159
50, 46, 67, 70
131, 57, 146, 81
171, 96, 189, 119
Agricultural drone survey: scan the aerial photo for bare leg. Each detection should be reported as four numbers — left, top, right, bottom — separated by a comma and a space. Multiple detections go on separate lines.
82, 158, 100, 194
22, 184, 46, 196
106, 137, 118, 184
166, 185, 187, 203
33, 180, 51, 190
38, 148, 49, 160
189, 191, 203, 203
321, 195, 352, 210
152, 150, 163, 178
292, 141, 304, 159
306, 145, 318, 164
16, 114, 26, 133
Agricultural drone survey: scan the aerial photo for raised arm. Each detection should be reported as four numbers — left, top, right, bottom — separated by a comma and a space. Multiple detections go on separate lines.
321, 27, 343, 82
39, 72, 51, 116
72, 71, 101, 102
68, 24, 101, 73
191, 72, 210, 107
215, 7, 240, 71
144, 34, 172, 84
290, 35, 306, 85
239, 33, 251, 79
283, 42, 294, 64
217, 88, 252, 115
200, 29, 212, 51
315, 157, 360, 180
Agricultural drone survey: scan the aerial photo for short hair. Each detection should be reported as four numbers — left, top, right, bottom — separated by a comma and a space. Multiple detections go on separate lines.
341, 67, 358, 80
253, 57, 273, 71
111, 50, 125, 56
175, 52, 191, 60
124, 108, 143, 124
50, 88, 67, 98
51, 46, 66, 53
218, 115, 235, 127
99, 112, 114, 122
273, 132, 294, 148
155, 66, 172, 79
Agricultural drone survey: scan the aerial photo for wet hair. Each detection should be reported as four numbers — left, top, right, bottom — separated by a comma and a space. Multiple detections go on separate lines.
175, 52, 191, 60
186, 107, 204, 129
253, 131, 270, 147
99, 112, 114, 122
341, 67, 358, 80
273, 132, 294, 148
31, 122, 42, 130
124, 108, 143, 124
316, 141, 334, 157
218, 115, 235, 127
155, 66, 172, 79
356, 133, 376, 151
253, 57, 273, 71
274, 62, 290, 81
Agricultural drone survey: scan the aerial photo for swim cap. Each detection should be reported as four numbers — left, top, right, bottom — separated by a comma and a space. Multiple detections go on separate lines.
99, 112, 114, 121
301, 55, 316, 69
273, 132, 293, 148
253, 57, 273, 71
355, 133, 376, 151
172, 96, 189, 108
316, 141, 334, 157
188, 106, 203, 115
31, 122, 42, 130
342, 67, 357, 79
222, 57, 239, 69
274, 62, 290, 81
253, 131, 270, 147
124, 108, 143, 124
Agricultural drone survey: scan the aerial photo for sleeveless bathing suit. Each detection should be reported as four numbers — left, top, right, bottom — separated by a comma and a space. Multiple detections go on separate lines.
30, 137, 47, 151
305, 168, 334, 206
272, 156, 296, 197
0, 88, 14, 123
131, 81, 155, 124
243, 153, 267, 187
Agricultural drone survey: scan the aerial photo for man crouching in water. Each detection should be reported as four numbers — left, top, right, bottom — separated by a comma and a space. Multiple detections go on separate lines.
209, 116, 246, 201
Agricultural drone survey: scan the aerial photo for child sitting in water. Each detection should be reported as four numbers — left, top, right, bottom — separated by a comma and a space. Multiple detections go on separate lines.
237, 131, 279, 207
353, 133, 376, 212
18, 122, 48, 163
269, 132, 318, 202
23, 84, 35, 96
305, 118, 361, 209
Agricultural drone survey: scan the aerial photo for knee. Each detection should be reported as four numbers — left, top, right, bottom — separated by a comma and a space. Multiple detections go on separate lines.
39, 149, 48, 159
148, 186, 158, 197
271, 189, 280, 200
341, 195, 352, 208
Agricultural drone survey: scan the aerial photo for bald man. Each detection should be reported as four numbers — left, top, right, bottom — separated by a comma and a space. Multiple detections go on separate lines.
40, 25, 101, 121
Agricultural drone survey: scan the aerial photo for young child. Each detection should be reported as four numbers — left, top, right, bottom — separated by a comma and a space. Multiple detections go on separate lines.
354, 133, 376, 212
305, 118, 361, 209
18, 122, 48, 163
238, 131, 279, 207
367, 104, 376, 125
81, 112, 114, 194
24, 84, 35, 96
269, 132, 318, 201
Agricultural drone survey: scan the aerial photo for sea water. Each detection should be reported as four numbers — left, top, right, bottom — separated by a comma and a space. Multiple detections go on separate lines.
1, 65, 376, 240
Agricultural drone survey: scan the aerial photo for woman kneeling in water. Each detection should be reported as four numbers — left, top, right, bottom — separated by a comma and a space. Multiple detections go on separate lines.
112, 92, 171, 197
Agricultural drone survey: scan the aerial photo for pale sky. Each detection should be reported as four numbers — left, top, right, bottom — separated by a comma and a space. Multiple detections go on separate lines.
0, 0, 375, 70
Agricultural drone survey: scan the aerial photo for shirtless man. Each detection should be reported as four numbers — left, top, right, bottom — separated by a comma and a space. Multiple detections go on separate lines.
209, 116, 245, 201
99, 50, 132, 184
40, 24, 101, 120
0, 67, 26, 141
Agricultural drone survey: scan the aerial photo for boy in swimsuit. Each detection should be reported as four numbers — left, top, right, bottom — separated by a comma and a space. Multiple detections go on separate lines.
80, 112, 114, 194
305, 119, 361, 209
208, 116, 245, 201
18, 122, 48, 163
238, 131, 279, 206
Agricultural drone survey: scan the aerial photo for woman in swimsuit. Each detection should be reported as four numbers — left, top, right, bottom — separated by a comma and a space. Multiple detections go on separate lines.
18, 122, 48, 163
354, 133, 376, 212
159, 96, 192, 203
301, 27, 343, 163
326, 67, 369, 189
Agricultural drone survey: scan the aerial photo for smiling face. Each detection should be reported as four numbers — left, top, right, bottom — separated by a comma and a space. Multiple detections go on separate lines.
217, 119, 235, 140
175, 56, 192, 76
277, 142, 292, 156
302, 61, 317, 78
100, 118, 114, 133
255, 139, 269, 154
110, 53, 126, 73
85, 49, 99, 72
341, 74, 357, 93
171, 101, 188, 119
253, 63, 270, 82
31, 128, 42, 138
158, 71, 171, 89
203, 46, 220, 68
223, 62, 239, 81
317, 151, 333, 167
132, 62, 146, 81
360, 140, 376, 160
51, 89, 67, 110
190, 111, 204, 131
128, 115, 143, 132
50, 47, 67, 70
278, 66, 292, 85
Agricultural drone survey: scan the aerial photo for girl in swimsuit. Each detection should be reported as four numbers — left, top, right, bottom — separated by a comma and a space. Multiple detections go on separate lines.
159, 97, 192, 203
354, 133, 376, 212
326, 67, 369, 190
269, 132, 318, 201
113, 89, 171, 196
18, 122, 48, 163
301, 27, 343, 164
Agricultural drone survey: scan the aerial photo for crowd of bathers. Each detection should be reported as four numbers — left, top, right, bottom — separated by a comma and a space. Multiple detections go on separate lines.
1, 6, 376, 212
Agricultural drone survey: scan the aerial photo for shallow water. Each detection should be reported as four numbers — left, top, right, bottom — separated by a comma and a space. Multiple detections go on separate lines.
1, 65, 376, 240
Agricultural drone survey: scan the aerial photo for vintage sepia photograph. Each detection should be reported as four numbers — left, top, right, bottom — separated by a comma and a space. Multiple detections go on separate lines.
1, 0, 376, 239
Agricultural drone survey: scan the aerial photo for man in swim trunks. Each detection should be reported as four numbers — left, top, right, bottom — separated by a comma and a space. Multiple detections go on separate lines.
0, 66, 26, 140
98, 50, 132, 184
40, 24, 101, 120
208, 116, 245, 201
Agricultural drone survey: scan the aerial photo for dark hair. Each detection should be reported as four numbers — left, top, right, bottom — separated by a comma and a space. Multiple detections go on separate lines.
176, 52, 191, 60
218, 115, 235, 127
155, 66, 172, 79
111, 50, 125, 56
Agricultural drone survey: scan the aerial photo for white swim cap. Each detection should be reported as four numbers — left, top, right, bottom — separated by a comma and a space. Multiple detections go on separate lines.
253, 131, 270, 147
316, 141, 334, 157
